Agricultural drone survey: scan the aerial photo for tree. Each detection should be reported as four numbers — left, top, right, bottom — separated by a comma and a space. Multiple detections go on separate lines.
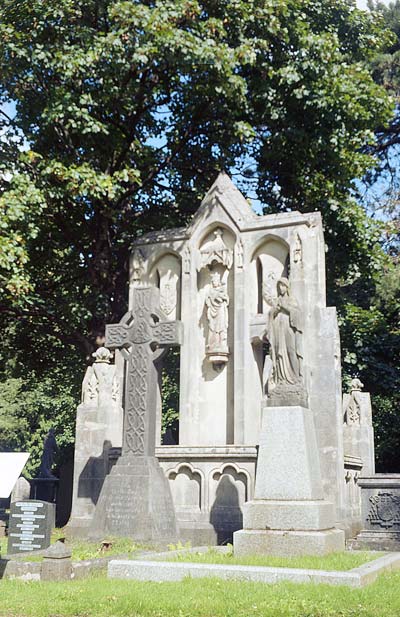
0, 0, 394, 471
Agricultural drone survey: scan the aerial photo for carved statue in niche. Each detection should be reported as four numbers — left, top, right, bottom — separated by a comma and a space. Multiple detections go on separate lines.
263, 278, 306, 406
204, 270, 229, 365
199, 227, 233, 368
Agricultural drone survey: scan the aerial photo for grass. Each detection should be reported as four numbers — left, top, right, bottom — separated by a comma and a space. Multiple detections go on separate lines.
0, 531, 140, 561
167, 546, 384, 571
1, 572, 400, 616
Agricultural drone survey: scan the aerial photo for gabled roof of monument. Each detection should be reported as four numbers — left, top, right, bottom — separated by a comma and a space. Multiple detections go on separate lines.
133, 172, 318, 246
186, 172, 258, 234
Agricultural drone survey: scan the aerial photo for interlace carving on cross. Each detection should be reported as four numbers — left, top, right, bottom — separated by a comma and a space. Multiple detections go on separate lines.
105, 287, 183, 458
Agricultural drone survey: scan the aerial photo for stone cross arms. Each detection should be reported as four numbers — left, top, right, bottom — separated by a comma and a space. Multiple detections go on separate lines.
105, 287, 183, 458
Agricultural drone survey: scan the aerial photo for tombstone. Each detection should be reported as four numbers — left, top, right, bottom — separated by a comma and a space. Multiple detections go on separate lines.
10, 477, 31, 503
30, 429, 59, 505
349, 476, 400, 551
7, 500, 53, 555
67, 347, 124, 536
89, 286, 183, 542
68, 173, 376, 547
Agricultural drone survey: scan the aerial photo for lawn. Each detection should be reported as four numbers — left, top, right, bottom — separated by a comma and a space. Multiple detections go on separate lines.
1, 572, 400, 616
0, 533, 140, 561
167, 546, 384, 571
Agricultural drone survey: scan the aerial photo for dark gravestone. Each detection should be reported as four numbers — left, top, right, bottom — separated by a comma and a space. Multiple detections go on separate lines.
351, 475, 400, 551
31, 428, 59, 505
7, 500, 53, 555
90, 287, 183, 542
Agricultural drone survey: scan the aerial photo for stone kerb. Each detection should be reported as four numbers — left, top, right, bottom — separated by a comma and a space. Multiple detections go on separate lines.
107, 552, 400, 588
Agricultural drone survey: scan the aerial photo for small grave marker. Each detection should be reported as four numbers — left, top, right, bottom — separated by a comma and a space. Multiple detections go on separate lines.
7, 500, 53, 555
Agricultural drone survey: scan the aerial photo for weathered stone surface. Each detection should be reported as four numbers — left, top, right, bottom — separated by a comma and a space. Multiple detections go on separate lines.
68, 172, 376, 543
90, 287, 181, 541
233, 529, 345, 557
10, 477, 30, 503
90, 456, 177, 542
108, 553, 400, 588
254, 406, 324, 501
41, 541, 72, 581
7, 500, 53, 555
67, 346, 124, 536
234, 405, 344, 556
351, 475, 400, 551
108, 444, 258, 545
242, 500, 335, 531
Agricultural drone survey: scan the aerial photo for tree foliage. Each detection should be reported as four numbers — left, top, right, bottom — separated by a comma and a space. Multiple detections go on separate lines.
0, 0, 396, 472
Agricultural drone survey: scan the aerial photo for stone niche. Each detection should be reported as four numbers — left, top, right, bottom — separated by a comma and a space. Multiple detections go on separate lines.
68, 172, 376, 543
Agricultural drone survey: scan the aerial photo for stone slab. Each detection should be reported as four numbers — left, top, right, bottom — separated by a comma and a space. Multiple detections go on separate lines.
233, 528, 345, 557
7, 500, 54, 555
254, 406, 324, 501
108, 552, 400, 588
90, 455, 178, 542
243, 500, 336, 531
349, 531, 400, 552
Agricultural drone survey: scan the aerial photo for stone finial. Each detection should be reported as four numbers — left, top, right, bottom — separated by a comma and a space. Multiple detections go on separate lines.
92, 347, 113, 363
349, 378, 364, 393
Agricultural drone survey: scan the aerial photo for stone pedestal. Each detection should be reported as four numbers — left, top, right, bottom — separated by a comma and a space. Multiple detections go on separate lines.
349, 475, 400, 551
41, 541, 72, 581
90, 455, 178, 543
234, 405, 345, 557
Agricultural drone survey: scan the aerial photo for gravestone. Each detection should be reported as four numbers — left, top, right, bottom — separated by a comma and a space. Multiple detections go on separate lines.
349, 476, 400, 551
90, 286, 183, 542
68, 347, 124, 536
11, 477, 31, 503
31, 429, 59, 505
7, 500, 53, 555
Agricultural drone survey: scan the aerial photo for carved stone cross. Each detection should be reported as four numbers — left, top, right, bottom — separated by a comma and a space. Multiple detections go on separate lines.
105, 287, 183, 458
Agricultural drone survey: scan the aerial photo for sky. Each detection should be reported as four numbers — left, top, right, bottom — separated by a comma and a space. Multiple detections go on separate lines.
356, 0, 391, 8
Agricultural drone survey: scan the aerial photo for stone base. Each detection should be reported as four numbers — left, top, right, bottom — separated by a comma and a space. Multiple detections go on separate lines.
267, 384, 308, 409
243, 500, 336, 531
89, 455, 178, 543
254, 406, 324, 501
65, 517, 92, 538
233, 528, 345, 557
348, 530, 400, 552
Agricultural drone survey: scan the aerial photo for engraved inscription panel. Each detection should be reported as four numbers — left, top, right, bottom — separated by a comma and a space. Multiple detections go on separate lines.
7, 500, 53, 554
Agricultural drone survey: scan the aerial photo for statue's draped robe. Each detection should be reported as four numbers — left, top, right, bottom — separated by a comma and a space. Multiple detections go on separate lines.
269, 294, 303, 386
206, 284, 229, 349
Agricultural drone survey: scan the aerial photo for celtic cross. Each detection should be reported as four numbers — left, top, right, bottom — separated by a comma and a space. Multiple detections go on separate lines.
105, 287, 183, 458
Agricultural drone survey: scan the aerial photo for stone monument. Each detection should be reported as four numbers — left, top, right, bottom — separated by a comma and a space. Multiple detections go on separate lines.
31, 428, 59, 505
68, 172, 376, 547
67, 347, 124, 536
89, 286, 183, 542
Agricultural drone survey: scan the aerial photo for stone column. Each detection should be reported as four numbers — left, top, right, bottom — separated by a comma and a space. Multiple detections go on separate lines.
234, 404, 345, 556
